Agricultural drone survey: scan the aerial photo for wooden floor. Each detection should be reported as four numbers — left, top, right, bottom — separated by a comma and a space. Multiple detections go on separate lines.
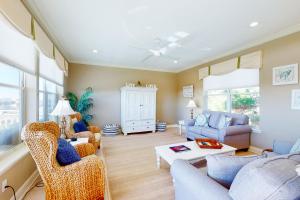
25, 127, 254, 200
102, 128, 186, 200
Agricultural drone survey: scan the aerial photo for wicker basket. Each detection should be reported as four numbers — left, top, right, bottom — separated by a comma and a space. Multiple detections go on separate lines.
156, 121, 167, 132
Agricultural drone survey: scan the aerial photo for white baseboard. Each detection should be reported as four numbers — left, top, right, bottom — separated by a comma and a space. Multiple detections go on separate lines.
167, 124, 178, 128
249, 146, 263, 154
10, 170, 39, 200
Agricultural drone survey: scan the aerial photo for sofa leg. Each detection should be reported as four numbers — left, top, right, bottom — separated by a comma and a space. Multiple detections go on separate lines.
187, 138, 193, 141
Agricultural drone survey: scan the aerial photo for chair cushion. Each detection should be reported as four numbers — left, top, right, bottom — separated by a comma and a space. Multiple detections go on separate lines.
229, 153, 300, 200
290, 138, 300, 153
56, 139, 81, 166
73, 121, 88, 133
206, 154, 265, 188
188, 126, 202, 135
194, 113, 210, 127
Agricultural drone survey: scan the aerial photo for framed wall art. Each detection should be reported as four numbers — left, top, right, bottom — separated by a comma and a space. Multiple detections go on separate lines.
273, 64, 298, 86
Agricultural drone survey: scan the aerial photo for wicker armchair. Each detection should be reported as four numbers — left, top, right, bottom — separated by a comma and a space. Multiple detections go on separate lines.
22, 121, 105, 200
68, 113, 101, 149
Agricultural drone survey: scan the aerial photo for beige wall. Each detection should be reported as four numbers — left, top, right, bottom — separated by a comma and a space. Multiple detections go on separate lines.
0, 152, 36, 200
66, 64, 178, 126
176, 31, 300, 148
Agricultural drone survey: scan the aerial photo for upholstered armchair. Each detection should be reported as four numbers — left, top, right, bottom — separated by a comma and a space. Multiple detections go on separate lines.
67, 112, 101, 149
22, 121, 105, 200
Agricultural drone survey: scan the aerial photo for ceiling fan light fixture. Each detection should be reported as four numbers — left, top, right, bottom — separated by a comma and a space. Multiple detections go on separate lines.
92, 49, 98, 54
173, 60, 178, 64
249, 21, 259, 28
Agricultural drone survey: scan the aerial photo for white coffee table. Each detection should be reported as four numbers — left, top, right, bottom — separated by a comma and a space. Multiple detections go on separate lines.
155, 141, 236, 168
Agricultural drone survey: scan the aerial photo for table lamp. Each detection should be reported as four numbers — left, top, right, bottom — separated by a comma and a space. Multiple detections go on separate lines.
186, 99, 197, 119
51, 97, 76, 138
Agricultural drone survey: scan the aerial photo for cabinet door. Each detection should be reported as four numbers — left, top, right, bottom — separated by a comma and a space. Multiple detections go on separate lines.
140, 92, 155, 120
125, 91, 140, 121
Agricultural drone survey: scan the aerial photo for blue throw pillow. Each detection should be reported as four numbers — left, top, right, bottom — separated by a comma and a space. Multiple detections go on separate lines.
56, 138, 81, 166
194, 113, 210, 127
73, 121, 88, 133
290, 138, 300, 153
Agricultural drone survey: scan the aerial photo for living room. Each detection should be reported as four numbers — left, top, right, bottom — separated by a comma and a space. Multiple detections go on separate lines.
0, 0, 300, 200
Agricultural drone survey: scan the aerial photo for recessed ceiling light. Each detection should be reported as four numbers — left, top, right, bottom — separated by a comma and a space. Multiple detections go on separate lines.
175, 31, 190, 38
249, 21, 259, 28
92, 49, 98, 54
173, 60, 178, 64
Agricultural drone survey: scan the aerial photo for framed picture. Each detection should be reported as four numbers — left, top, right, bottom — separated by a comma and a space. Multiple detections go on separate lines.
273, 64, 298, 85
291, 90, 300, 110
183, 85, 193, 98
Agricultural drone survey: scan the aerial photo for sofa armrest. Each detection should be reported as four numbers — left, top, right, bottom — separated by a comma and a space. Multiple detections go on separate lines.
184, 119, 196, 127
171, 159, 231, 200
221, 125, 252, 136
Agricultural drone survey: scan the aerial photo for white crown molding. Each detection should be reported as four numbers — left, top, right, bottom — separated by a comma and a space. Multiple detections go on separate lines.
69, 60, 177, 73
176, 23, 300, 73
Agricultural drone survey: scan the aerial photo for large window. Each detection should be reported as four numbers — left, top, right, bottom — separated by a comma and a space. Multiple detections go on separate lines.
39, 78, 59, 121
204, 69, 260, 130
206, 87, 260, 129
0, 62, 23, 153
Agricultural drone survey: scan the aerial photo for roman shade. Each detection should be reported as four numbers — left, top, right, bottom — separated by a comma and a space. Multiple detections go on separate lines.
39, 51, 64, 85
199, 67, 209, 80
240, 51, 262, 69
0, 0, 31, 37
34, 20, 54, 59
55, 47, 65, 71
203, 69, 259, 91
0, 13, 36, 75
210, 58, 238, 75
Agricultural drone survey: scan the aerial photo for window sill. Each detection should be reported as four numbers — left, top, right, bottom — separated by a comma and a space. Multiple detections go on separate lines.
0, 143, 29, 175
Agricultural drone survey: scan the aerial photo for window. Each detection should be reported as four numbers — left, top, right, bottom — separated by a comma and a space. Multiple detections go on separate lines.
206, 87, 260, 129
0, 62, 23, 153
204, 69, 260, 130
39, 78, 59, 121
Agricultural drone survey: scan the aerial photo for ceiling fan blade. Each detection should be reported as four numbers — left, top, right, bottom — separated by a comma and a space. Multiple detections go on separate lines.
141, 55, 154, 63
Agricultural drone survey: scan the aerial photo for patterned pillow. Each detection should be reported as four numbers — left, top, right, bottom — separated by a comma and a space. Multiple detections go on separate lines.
217, 115, 232, 129
290, 138, 300, 153
194, 113, 210, 127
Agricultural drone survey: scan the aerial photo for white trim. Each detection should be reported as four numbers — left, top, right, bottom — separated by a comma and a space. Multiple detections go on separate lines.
167, 124, 178, 128
10, 170, 39, 200
249, 145, 263, 155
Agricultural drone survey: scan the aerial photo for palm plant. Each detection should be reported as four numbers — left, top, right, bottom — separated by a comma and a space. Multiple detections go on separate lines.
66, 87, 94, 123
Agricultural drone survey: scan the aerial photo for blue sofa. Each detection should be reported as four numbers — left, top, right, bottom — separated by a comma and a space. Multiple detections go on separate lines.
185, 111, 252, 150
171, 147, 300, 200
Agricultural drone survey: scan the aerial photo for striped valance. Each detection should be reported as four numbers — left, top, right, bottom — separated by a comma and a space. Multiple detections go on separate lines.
199, 51, 262, 80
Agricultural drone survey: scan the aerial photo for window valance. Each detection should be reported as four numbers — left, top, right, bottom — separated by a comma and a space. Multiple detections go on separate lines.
199, 51, 262, 80
35, 20, 54, 59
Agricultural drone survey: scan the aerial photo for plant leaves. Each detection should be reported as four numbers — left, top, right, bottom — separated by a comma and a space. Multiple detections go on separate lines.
66, 92, 78, 111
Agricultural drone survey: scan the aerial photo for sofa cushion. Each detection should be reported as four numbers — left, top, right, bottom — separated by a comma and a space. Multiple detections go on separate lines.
194, 113, 210, 127
217, 115, 232, 129
208, 112, 221, 129
229, 153, 300, 200
56, 138, 81, 166
206, 154, 265, 188
290, 138, 300, 153
199, 127, 219, 140
188, 126, 202, 135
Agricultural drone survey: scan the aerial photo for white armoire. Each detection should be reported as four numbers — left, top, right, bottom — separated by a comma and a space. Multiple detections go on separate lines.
121, 86, 157, 135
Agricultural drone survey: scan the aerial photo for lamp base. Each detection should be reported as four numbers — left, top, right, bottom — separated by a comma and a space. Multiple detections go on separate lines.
190, 109, 194, 119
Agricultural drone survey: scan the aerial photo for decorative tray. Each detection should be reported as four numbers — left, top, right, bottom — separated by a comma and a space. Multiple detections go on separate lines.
195, 138, 223, 149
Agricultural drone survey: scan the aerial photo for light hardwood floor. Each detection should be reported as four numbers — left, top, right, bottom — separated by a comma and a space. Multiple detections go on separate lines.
25, 127, 254, 200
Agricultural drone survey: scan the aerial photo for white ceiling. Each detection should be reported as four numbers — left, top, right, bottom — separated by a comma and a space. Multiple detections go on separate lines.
25, 0, 300, 72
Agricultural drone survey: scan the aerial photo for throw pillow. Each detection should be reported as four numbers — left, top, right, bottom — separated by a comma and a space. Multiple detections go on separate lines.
194, 113, 210, 127
56, 138, 81, 166
217, 115, 232, 129
73, 121, 88, 133
206, 154, 266, 188
290, 138, 300, 153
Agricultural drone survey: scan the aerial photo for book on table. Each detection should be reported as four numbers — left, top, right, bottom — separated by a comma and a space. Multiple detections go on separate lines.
169, 145, 191, 153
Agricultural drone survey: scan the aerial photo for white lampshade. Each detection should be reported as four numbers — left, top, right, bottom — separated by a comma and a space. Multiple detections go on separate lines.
50, 99, 76, 116
186, 99, 197, 108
